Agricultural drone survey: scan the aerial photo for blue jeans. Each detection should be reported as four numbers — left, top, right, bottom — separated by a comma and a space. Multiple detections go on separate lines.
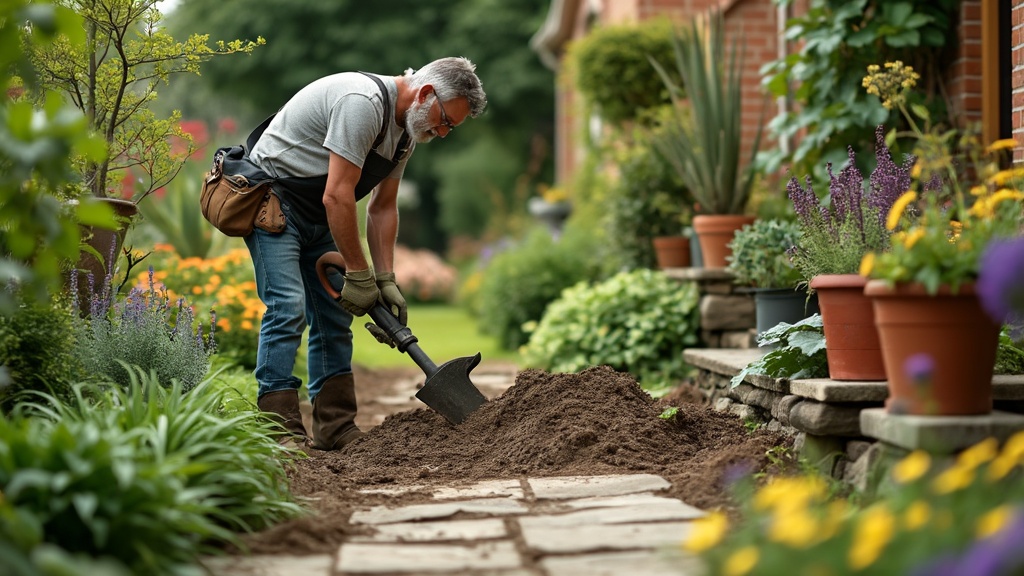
244, 198, 353, 403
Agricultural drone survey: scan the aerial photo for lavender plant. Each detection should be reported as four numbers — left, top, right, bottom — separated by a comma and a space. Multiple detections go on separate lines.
71, 263, 215, 392
787, 126, 912, 279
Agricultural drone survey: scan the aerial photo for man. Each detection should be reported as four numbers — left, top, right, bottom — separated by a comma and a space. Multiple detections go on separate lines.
246, 57, 487, 450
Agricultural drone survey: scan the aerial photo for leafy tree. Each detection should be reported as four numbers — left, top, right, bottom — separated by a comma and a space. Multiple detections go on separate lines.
162, 0, 555, 248
26, 0, 265, 201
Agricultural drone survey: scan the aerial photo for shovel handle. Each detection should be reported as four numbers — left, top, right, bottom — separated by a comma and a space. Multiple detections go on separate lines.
314, 252, 437, 375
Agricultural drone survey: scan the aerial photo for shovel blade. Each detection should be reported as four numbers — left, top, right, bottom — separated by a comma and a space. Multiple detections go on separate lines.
415, 353, 487, 424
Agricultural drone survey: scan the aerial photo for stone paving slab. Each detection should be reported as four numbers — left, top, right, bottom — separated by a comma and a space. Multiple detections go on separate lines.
431, 480, 524, 500
350, 518, 509, 543
520, 522, 693, 554
201, 554, 333, 576
528, 474, 670, 500
350, 497, 528, 525
539, 550, 701, 576
519, 500, 704, 528
337, 541, 520, 573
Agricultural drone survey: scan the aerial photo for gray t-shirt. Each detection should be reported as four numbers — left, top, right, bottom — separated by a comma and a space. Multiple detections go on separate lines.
250, 72, 412, 180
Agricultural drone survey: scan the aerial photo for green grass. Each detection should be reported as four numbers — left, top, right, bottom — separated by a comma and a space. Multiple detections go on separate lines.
350, 303, 521, 368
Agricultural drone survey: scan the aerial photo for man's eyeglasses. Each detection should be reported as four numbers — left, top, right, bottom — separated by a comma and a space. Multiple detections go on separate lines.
433, 89, 455, 131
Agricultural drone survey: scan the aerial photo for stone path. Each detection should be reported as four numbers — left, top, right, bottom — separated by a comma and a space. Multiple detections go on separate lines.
202, 473, 706, 576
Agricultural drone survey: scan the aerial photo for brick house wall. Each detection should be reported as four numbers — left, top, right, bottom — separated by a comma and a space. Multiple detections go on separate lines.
1013, 0, 1024, 162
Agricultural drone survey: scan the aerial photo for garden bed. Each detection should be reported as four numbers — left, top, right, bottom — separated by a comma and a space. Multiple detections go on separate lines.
239, 365, 794, 555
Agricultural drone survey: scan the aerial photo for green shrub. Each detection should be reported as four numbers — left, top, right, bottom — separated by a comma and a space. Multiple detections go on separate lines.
605, 116, 691, 270
0, 370, 303, 575
71, 266, 215, 391
727, 218, 803, 288
0, 295, 79, 409
477, 228, 603, 350
521, 269, 700, 388
566, 19, 678, 126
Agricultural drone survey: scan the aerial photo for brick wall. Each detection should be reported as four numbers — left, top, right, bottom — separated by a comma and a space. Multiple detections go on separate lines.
949, 0, 984, 127
1014, 0, 1024, 162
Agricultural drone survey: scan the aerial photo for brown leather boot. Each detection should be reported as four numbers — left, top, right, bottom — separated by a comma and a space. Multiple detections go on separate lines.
257, 389, 308, 442
311, 373, 365, 450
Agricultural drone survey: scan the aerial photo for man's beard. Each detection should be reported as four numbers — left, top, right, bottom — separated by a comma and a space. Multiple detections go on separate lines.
405, 97, 437, 144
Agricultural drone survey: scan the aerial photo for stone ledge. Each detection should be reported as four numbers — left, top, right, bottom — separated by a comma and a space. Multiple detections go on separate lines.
663, 268, 735, 282
860, 408, 1024, 453
684, 348, 1024, 403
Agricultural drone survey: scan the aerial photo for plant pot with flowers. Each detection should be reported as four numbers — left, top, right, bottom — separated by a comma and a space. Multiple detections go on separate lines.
859, 61, 1024, 416
650, 11, 762, 268
787, 125, 909, 380
726, 218, 817, 342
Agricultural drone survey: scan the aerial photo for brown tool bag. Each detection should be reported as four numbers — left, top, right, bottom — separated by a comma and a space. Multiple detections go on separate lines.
200, 145, 285, 237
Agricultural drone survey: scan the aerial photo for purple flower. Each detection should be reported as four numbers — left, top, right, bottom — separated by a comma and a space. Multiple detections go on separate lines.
867, 125, 915, 226
977, 238, 1024, 327
913, 510, 1024, 576
904, 353, 935, 384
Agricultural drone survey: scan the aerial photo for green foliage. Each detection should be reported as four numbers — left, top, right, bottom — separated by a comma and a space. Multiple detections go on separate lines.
995, 326, 1024, 376
759, 0, 959, 179
71, 266, 215, 391
605, 114, 691, 269
727, 219, 803, 288
0, 0, 115, 314
732, 314, 828, 387
0, 372, 303, 575
521, 270, 700, 388
26, 0, 264, 200
566, 19, 677, 126
651, 12, 762, 215
477, 227, 604, 350
0, 296, 79, 409
658, 406, 679, 421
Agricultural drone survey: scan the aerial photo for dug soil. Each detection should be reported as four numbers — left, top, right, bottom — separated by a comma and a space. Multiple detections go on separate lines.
240, 363, 794, 555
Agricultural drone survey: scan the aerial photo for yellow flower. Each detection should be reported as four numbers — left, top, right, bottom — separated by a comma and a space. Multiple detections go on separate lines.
754, 476, 828, 513
932, 464, 975, 494
769, 509, 820, 548
848, 505, 895, 570
892, 450, 931, 484
987, 138, 1018, 153
724, 546, 759, 576
683, 511, 728, 552
887, 191, 917, 230
904, 500, 931, 530
859, 253, 875, 277
1002, 430, 1024, 461
958, 437, 999, 469
987, 453, 1018, 482
902, 228, 925, 249
976, 505, 1014, 539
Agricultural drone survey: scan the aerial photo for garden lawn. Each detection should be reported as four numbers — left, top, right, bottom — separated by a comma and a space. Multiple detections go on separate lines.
349, 303, 519, 368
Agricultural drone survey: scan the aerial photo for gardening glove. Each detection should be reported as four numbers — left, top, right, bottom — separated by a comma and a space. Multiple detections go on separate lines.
375, 272, 408, 325
364, 323, 396, 348
339, 268, 378, 317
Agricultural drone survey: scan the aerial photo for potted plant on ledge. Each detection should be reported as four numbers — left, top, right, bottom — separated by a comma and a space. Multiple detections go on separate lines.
650, 10, 762, 268
787, 125, 907, 381
727, 218, 817, 341
859, 62, 1024, 415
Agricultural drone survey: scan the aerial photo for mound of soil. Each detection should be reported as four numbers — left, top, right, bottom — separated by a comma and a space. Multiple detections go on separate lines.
242, 365, 793, 555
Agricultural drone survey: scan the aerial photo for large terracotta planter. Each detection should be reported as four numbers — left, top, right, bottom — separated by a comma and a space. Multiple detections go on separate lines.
692, 214, 755, 268
652, 235, 691, 269
809, 274, 886, 381
865, 280, 1000, 416
70, 197, 138, 312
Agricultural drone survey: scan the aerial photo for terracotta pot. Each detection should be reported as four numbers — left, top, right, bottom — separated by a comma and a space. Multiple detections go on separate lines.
651, 236, 691, 269
809, 274, 886, 381
70, 197, 138, 312
865, 280, 999, 416
692, 214, 755, 268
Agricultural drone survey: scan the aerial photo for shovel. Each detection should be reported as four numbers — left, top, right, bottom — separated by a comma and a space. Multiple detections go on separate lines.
315, 251, 487, 424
